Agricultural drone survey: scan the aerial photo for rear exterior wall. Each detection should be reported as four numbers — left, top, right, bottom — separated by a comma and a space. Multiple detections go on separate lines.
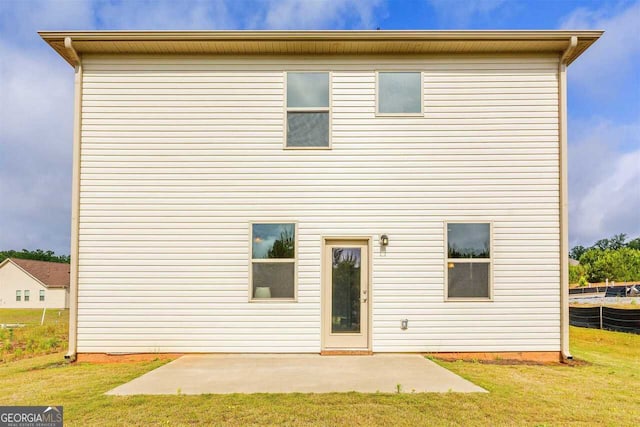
77, 54, 561, 353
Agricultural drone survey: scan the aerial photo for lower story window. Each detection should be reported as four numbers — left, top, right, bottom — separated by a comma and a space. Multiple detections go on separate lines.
447, 262, 490, 298
40, 290, 45, 301
24, 290, 30, 302
16, 290, 21, 302
446, 222, 492, 300
251, 223, 296, 300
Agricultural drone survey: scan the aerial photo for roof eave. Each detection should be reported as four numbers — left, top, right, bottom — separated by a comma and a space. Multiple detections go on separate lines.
39, 30, 603, 67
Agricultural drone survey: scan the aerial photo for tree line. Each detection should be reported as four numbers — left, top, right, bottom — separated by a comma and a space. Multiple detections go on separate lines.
569, 234, 640, 285
0, 249, 70, 264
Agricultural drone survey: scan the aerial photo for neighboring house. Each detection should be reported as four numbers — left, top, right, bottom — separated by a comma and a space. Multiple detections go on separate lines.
0, 258, 70, 309
41, 30, 601, 361
569, 258, 580, 266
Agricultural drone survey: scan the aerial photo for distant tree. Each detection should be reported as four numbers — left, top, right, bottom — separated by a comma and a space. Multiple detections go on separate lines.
569, 245, 587, 260
579, 248, 606, 282
628, 237, 640, 250
579, 247, 640, 282
569, 264, 586, 284
608, 233, 627, 250
591, 234, 627, 251
569, 265, 578, 284
593, 238, 610, 250
0, 249, 70, 264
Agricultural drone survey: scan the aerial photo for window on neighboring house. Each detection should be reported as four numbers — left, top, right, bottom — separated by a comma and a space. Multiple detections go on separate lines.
16, 290, 21, 302
377, 71, 422, 115
286, 72, 330, 148
24, 290, 30, 302
446, 222, 492, 300
40, 290, 45, 301
251, 223, 296, 300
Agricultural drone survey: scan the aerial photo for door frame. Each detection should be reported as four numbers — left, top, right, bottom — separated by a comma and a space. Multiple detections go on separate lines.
320, 236, 372, 353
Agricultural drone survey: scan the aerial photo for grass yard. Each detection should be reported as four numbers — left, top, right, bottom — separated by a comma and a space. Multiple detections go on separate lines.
0, 308, 68, 325
0, 308, 68, 362
0, 327, 638, 426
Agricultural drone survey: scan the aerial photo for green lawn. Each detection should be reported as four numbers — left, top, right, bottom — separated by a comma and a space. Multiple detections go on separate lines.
0, 327, 638, 426
0, 308, 68, 325
0, 309, 68, 362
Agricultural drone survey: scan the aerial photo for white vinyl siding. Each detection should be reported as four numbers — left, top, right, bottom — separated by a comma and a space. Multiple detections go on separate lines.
77, 54, 560, 353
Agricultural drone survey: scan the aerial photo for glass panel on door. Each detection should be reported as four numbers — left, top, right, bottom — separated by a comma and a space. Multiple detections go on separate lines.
331, 247, 362, 333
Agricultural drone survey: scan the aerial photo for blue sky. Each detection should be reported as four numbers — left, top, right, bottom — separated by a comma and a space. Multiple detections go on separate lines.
0, 0, 638, 254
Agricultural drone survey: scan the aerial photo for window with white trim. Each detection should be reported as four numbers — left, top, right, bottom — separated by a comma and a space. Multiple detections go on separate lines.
16, 290, 21, 302
24, 290, 30, 302
40, 290, 45, 301
251, 223, 296, 300
286, 72, 330, 148
446, 222, 492, 300
377, 71, 422, 114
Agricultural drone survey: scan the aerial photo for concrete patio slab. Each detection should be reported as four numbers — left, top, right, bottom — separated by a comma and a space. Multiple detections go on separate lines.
106, 354, 486, 395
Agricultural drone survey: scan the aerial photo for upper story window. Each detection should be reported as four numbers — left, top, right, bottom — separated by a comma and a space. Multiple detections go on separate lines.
250, 223, 297, 301
286, 72, 330, 148
446, 222, 492, 301
377, 72, 423, 115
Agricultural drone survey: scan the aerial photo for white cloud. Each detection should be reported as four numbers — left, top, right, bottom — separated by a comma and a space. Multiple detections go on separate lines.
92, 0, 237, 30
560, 1, 640, 101
0, 0, 97, 253
561, 1, 640, 246
0, 40, 74, 254
0, 0, 94, 41
91, 0, 384, 31
257, 0, 385, 30
568, 119, 640, 246
426, 0, 508, 27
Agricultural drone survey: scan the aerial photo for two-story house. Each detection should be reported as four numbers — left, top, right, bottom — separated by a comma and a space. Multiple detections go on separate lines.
40, 30, 601, 361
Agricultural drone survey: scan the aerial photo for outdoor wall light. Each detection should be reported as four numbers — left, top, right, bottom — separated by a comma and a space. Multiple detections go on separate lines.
380, 234, 389, 247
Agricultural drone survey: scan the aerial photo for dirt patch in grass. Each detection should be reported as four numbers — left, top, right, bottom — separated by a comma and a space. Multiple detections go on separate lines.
26, 360, 71, 371
431, 356, 549, 366
560, 357, 591, 366
431, 357, 590, 366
